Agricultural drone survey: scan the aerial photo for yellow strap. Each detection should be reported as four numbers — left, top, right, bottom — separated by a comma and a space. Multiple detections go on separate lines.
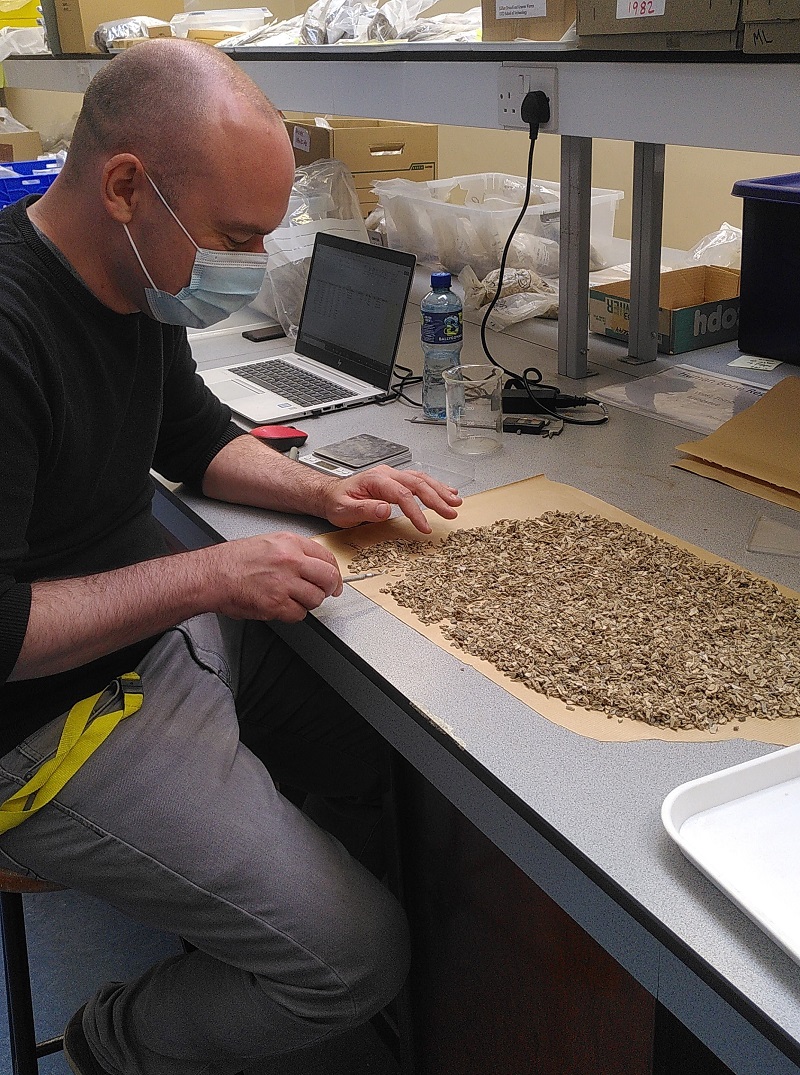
0, 672, 143, 835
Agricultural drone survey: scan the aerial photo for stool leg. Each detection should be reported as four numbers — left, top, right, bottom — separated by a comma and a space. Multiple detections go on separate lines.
1, 891, 40, 1075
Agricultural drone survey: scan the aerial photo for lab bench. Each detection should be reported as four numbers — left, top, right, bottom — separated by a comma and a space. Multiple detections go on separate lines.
154, 313, 800, 1075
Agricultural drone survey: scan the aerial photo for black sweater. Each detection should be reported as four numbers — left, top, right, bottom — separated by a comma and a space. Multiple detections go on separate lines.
0, 197, 244, 755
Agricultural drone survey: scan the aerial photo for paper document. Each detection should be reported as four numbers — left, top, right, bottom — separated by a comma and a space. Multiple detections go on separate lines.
592, 365, 766, 435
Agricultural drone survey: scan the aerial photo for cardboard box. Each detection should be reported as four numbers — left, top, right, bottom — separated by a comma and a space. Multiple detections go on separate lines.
743, 0, 800, 52
589, 266, 741, 355
185, 27, 242, 42
577, 0, 742, 50
52, 0, 178, 53
284, 115, 437, 217
0, 130, 44, 162
481, 0, 575, 43
744, 20, 800, 50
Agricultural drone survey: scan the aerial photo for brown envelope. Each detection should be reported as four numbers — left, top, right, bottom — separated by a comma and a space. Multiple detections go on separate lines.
674, 377, 800, 510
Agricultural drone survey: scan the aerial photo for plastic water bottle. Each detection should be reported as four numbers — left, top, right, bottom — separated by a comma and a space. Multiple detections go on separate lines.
421, 271, 463, 420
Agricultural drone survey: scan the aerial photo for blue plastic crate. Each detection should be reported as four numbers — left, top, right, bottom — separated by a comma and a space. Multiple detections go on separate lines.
0, 158, 62, 208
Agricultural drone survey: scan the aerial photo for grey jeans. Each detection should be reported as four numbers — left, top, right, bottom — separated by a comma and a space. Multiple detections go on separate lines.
0, 614, 410, 1075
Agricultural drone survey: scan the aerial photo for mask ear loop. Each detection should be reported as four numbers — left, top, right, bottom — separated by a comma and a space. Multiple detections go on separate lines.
144, 171, 200, 252
123, 224, 158, 291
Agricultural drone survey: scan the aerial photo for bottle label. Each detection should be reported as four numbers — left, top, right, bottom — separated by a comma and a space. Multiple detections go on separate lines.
421, 309, 463, 346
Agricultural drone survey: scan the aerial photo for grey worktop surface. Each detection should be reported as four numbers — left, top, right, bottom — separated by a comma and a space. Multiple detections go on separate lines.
173, 304, 800, 1065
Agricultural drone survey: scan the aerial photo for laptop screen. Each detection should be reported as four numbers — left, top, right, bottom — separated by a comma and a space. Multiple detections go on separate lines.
294, 233, 416, 390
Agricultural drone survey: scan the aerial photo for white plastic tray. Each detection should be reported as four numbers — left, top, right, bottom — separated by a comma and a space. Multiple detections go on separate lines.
662, 744, 800, 965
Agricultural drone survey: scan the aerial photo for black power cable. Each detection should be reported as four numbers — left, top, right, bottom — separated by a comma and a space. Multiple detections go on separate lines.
479, 90, 608, 428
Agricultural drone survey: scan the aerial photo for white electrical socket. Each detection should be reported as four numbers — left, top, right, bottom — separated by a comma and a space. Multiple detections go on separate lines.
497, 65, 558, 132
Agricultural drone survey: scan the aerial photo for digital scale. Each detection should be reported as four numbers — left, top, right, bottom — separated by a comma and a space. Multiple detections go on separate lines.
298, 434, 412, 478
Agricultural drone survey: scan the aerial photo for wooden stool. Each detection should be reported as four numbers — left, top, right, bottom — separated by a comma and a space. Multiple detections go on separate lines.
0, 869, 65, 1075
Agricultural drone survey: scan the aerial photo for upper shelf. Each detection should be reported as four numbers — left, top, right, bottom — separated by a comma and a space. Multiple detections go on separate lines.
5, 49, 800, 154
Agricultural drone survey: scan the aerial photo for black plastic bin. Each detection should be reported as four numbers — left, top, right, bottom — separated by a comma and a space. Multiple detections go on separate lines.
731, 172, 800, 364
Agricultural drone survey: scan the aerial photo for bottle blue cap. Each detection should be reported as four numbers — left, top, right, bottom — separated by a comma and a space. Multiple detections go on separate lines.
431, 271, 451, 288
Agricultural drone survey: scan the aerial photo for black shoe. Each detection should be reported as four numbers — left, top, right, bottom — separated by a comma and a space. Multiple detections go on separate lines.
64, 1005, 113, 1075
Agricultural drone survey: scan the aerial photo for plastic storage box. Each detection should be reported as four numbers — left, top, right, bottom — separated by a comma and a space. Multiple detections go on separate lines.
373, 172, 623, 280
732, 172, 800, 364
0, 159, 62, 208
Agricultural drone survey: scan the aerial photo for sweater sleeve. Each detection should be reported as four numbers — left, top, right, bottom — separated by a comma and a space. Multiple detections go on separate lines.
0, 581, 31, 685
152, 327, 247, 486
0, 316, 46, 686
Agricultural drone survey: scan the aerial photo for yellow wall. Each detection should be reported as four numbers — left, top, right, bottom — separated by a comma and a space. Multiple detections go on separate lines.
7, 87, 800, 253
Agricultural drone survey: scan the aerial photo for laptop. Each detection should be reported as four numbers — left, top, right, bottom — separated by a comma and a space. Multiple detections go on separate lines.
200, 232, 416, 424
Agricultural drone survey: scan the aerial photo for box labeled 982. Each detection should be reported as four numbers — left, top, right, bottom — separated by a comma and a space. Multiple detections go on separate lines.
589, 266, 741, 355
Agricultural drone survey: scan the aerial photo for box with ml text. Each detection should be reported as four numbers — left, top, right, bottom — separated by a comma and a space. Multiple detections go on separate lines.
589, 266, 741, 355
743, 0, 800, 52
577, 0, 742, 51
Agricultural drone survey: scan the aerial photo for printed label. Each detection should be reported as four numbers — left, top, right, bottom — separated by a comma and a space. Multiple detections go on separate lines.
496, 0, 547, 19
421, 309, 463, 346
292, 126, 311, 153
616, 0, 666, 18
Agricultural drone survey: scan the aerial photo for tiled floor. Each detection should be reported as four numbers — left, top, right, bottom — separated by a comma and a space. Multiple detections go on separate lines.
1, 889, 399, 1075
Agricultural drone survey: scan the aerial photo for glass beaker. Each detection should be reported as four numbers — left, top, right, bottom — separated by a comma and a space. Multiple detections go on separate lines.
442, 363, 503, 455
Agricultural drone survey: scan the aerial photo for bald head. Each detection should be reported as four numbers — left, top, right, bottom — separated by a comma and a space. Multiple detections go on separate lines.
64, 39, 283, 206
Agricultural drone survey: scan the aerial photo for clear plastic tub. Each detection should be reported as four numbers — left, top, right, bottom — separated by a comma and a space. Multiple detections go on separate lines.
373, 172, 624, 280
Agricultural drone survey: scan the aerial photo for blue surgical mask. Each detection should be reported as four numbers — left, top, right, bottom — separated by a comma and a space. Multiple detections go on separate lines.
123, 173, 269, 330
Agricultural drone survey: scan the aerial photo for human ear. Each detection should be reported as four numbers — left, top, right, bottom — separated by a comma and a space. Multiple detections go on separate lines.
101, 154, 146, 225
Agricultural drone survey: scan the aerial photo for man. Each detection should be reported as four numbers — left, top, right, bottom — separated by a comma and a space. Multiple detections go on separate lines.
0, 39, 461, 1075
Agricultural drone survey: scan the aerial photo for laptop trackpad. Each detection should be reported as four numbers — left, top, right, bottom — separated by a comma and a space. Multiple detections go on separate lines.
213, 379, 263, 401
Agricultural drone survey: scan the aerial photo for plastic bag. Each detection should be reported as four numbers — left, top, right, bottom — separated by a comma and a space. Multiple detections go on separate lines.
459, 265, 558, 330
217, 15, 302, 47
300, 0, 375, 44
254, 159, 369, 337
0, 26, 47, 61
483, 290, 559, 330
170, 8, 270, 38
405, 6, 481, 42
0, 106, 31, 135
93, 17, 170, 52
681, 221, 742, 269
365, 0, 435, 40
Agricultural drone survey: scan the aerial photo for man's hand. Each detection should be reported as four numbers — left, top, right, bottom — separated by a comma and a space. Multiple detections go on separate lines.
321, 465, 462, 534
205, 531, 343, 623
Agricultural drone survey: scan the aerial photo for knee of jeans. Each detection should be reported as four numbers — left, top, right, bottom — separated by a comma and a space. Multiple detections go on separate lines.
263, 883, 410, 1032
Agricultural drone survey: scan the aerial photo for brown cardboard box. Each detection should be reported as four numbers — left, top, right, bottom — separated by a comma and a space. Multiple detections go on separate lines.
744, 20, 800, 49
53, 0, 178, 52
577, 0, 742, 50
284, 115, 437, 217
743, 0, 800, 52
185, 26, 242, 42
0, 130, 44, 161
589, 266, 741, 355
481, 0, 575, 43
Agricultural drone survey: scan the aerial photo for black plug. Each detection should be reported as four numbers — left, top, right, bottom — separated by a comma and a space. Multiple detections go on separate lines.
502, 388, 593, 414
520, 90, 551, 140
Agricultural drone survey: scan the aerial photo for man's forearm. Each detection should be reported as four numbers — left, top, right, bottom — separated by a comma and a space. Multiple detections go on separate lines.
10, 526, 344, 682
201, 434, 337, 516
9, 549, 220, 681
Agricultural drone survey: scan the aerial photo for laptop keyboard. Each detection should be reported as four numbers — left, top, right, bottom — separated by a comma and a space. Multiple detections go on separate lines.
230, 359, 357, 406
